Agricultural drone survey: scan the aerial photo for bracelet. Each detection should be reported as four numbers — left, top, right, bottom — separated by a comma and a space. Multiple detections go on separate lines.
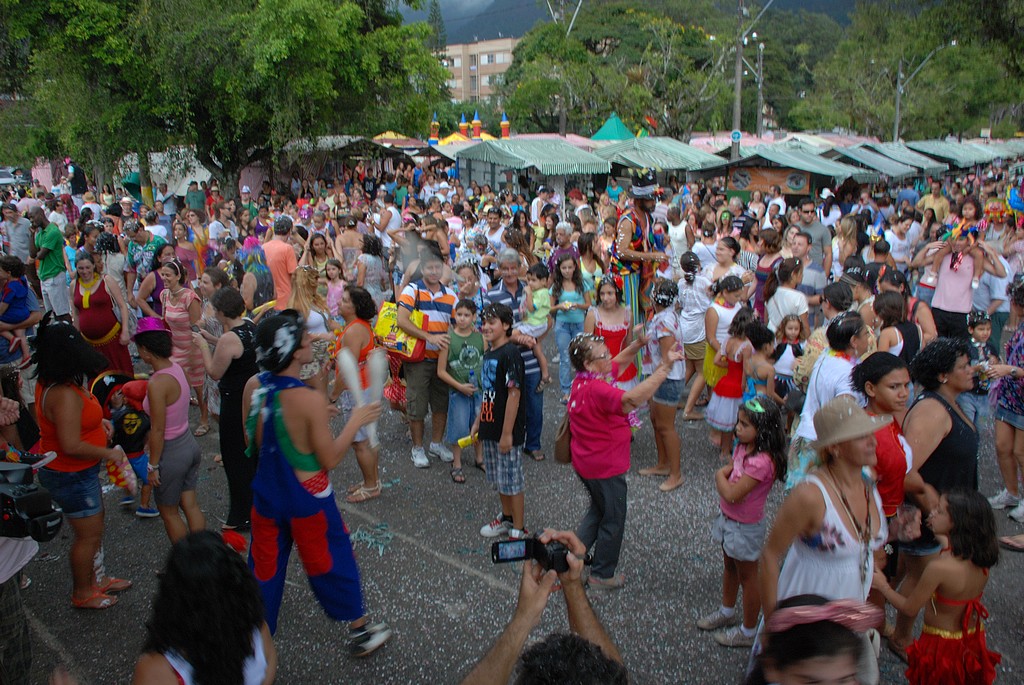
147, 462, 160, 472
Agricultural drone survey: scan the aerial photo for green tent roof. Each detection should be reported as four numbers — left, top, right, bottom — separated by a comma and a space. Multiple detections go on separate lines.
825, 146, 918, 181
859, 143, 947, 176
593, 137, 722, 171
455, 140, 611, 176
591, 113, 634, 141
905, 140, 991, 168
702, 146, 877, 184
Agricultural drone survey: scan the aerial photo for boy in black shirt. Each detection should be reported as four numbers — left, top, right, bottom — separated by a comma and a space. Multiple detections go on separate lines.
959, 309, 1000, 426
474, 303, 527, 539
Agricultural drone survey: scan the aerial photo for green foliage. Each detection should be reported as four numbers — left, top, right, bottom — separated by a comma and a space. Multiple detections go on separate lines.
427, 0, 446, 53
0, 0, 448, 187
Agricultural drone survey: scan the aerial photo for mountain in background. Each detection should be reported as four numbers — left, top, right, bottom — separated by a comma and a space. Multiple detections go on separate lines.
404, 0, 861, 44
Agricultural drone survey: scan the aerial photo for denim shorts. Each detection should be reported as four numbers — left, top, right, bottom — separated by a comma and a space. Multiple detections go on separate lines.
994, 405, 1024, 431
652, 378, 685, 406
712, 513, 767, 562
444, 390, 481, 445
38, 463, 102, 519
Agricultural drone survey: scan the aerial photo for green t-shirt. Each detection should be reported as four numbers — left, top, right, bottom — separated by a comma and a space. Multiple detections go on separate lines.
185, 190, 206, 211
35, 223, 67, 281
524, 288, 551, 327
447, 330, 484, 387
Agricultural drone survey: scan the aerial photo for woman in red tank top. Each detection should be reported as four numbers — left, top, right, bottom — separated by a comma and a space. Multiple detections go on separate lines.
584, 275, 638, 388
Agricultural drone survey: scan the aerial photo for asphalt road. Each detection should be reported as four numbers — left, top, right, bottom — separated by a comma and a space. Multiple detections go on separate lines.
21, 380, 1024, 685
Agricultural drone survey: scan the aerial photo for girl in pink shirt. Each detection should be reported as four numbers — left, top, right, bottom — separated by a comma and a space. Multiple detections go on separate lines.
697, 395, 787, 648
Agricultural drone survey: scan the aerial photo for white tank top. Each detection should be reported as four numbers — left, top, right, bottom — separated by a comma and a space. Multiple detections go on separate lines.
164, 628, 267, 685
777, 475, 887, 604
711, 302, 739, 347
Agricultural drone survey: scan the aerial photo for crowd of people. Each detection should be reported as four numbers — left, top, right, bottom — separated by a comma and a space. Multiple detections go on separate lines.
1, 158, 1023, 684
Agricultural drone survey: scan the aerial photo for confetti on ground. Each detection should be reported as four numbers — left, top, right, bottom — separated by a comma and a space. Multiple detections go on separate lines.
351, 523, 393, 556
380, 478, 402, 489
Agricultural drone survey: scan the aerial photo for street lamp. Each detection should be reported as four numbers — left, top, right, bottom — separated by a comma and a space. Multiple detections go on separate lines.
893, 39, 958, 142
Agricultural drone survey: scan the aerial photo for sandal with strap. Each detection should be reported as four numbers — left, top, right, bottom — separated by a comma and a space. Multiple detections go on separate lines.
450, 467, 466, 484
347, 481, 366, 495
193, 424, 210, 437
71, 589, 118, 610
99, 577, 132, 593
346, 483, 382, 504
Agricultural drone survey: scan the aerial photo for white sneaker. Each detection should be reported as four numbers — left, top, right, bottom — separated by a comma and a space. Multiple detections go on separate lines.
508, 527, 529, 540
429, 442, 454, 463
410, 446, 430, 469
1008, 501, 1024, 523
988, 488, 1020, 510
480, 515, 512, 537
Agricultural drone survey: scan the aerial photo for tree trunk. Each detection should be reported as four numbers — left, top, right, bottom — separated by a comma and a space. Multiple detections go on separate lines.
138, 152, 154, 207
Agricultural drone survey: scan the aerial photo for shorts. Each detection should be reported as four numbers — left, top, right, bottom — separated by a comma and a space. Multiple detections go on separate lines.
340, 387, 373, 443
38, 463, 102, 519
154, 432, 202, 507
514, 321, 548, 339
957, 392, 989, 426
40, 274, 71, 317
899, 536, 943, 557
711, 512, 767, 562
405, 359, 449, 421
994, 406, 1024, 431
652, 377, 685, 405
931, 307, 969, 340
444, 389, 481, 444
683, 341, 706, 361
482, 440, 524, 495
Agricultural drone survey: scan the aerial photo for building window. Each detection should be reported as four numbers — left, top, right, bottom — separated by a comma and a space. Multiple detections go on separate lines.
452, 57, 461, 68
484, 53, 496, 64
496, 52, 507, 64
481, 75, 491, 87
469, 54, 477, 66
470, 75, 478, 92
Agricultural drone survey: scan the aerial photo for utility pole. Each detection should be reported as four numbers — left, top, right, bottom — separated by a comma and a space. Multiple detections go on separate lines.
756, 41, 765, 138
730, 0, 744, 161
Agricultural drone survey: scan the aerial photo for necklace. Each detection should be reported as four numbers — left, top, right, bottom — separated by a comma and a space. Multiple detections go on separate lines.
826, 465, 873, 587
78, 276, 100, 309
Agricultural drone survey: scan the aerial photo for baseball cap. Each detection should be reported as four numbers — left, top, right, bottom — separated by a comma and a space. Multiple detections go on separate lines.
242, 185, 251, 194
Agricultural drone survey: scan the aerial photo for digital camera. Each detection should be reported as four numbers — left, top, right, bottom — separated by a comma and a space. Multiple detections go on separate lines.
0, 463, 63, 542
491, 535, 571, 573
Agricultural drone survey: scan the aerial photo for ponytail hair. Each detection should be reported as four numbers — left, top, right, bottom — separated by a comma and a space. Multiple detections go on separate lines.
764, 258, 802, 303
679, 252, 701, 284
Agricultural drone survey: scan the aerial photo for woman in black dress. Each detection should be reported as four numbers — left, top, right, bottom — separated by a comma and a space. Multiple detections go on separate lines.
193, 287, 259, 530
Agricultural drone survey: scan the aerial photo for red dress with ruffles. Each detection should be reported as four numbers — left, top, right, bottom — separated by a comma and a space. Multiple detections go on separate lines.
906, 593, 1001, 685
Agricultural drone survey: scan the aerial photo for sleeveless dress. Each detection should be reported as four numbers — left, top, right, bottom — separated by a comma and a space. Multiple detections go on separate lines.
777, 474, 887, 604
358, 254, 388, 311
219, 321, 259, 527
161, 287, 205, 388
74, 278, 133, 376
706, 341, 749, 432
593, 306, 637, 385
753, 256, 782, 320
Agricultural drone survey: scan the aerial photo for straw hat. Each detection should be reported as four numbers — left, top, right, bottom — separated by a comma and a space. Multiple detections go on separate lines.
809, 395, 891, 450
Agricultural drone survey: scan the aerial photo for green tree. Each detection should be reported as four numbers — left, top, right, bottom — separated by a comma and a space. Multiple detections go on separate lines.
427, 0, 446, 54
0, 0, 448, 194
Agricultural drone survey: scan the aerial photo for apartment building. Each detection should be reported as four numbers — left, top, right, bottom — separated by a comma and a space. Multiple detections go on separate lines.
443, 37, 519, 102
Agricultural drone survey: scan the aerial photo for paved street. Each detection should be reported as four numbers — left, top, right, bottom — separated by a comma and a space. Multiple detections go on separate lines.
22, 381, 1024, 684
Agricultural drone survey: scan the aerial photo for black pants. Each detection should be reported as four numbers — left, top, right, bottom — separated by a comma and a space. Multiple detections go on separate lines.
221, 386, 257, 526
932, 307, 969, 340
576, 473, 627, 579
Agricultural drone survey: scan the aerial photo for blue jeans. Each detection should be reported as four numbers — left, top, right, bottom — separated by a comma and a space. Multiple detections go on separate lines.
555, 319, 584, 396
523, 371, 542, 453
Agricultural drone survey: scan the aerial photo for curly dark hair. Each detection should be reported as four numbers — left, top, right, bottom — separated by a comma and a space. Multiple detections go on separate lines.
514, 633, 628, 685
825, 312, 864, 351
211, 286, 245, 320
0, 254, 25, 279
32, 314, 110, 385
910, 337, 970, 391
738, 394, 788, 482
362, 233, 384, 258
1007, 273, 1024, 308
142, 531, 265, 685
346, 285, 377, 321
727, 306, 756, 337
944, 488, 999, 569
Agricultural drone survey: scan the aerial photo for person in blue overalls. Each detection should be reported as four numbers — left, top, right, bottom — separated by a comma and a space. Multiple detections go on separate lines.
242, 309, 391, 657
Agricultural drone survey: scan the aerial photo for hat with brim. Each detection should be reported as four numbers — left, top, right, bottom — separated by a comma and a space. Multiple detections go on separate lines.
809, 395, 891, 450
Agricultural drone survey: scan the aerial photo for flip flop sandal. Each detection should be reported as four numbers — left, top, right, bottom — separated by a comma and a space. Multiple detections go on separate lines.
193, 424, 210, 437
473, 460, 486, 473
526, 450, 546, 462
72, 590, 118, 610
999, 536, 1024, 553
346, 484, 382, 504
450, 467, 466, 484
347, 481, 366, 495
99, 577, 132, 593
